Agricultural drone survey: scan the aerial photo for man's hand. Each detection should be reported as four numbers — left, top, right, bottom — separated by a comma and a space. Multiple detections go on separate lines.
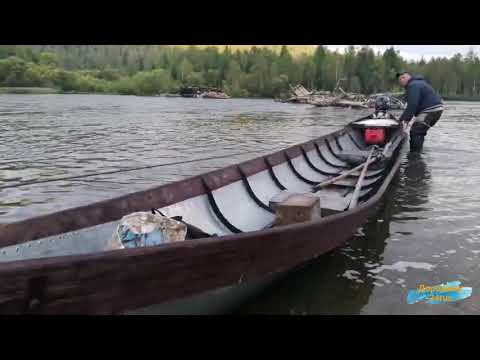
402, 118, 416, 134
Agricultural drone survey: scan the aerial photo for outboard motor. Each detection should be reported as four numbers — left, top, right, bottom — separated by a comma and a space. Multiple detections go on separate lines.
351, 95, 400, 147
374, 95, 392, 117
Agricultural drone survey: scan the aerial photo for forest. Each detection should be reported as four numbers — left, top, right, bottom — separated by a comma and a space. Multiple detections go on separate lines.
0, 45, 478, 99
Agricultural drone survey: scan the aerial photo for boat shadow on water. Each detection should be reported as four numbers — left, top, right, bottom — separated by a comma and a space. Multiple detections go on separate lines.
233, 153, 431, 315
394, 152, 432, 217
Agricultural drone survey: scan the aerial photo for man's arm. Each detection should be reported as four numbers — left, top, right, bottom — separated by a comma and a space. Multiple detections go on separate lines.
399, 84, 421, 123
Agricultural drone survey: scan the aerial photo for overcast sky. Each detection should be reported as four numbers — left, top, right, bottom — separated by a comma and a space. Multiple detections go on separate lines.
324, 45, 480, 61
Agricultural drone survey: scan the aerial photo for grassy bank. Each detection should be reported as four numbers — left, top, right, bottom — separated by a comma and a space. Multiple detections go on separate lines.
0, 88, 165, 97
0, 87, 59, 94
443, 95, 480, 102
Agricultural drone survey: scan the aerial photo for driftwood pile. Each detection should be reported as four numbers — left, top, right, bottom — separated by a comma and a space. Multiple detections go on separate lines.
310, 87, 369, 109
280, 85, 313, 104
282, 84, 368, 109
280, 84, 405, 110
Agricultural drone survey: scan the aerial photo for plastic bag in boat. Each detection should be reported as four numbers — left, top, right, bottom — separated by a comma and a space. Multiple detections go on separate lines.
108, 212, 187, 250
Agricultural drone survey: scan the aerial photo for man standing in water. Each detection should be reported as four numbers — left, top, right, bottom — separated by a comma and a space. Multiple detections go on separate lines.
396, 71, 444, 152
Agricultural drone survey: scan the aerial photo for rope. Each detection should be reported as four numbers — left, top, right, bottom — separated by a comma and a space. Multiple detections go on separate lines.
0, 147, 283, 191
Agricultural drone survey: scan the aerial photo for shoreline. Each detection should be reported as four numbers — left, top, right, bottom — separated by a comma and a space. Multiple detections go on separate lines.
0, 87, 59, 94
442, 96, 480, 102
2, 87, 480, 102
0, 88, 270, 99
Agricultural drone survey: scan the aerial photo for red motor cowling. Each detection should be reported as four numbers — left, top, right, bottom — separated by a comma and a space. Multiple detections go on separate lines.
364, 128, 386, 145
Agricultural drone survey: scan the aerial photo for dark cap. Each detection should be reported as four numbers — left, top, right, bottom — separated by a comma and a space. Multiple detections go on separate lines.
396, 71, 411, 79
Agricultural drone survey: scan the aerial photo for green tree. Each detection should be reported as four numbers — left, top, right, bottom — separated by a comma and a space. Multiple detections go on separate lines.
132, 69, 173, 95
382, 47, 402, 90
178, 58, 194, 83
39, 52, 58, 67
312, 45, 327, 90
356, 46, 378, 94
0, 57, 28, 86
225, 60, 242, 96
342, 46, 357, 92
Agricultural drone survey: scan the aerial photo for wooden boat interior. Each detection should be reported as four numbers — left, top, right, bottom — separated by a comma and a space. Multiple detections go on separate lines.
0, 117, 404, 264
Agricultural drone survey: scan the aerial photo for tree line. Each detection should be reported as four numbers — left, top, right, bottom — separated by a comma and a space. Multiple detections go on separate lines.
0, 45, 479, 99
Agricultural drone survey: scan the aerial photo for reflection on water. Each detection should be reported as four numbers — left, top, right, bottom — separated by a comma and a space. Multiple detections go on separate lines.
394, 153, 431, 220
236, 153, 434, 315
1, 95, 480, 314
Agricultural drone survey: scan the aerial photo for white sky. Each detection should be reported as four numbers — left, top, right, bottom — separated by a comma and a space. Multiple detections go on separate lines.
324, 45, 480, 61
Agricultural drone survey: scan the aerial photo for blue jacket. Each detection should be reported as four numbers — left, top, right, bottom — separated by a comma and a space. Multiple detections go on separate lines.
399, 75, 443, 122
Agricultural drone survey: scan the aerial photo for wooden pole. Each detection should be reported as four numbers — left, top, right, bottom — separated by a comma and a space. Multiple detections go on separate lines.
312, 135, 395, 192
312, 155, 378, 191
348, 147, 376, 210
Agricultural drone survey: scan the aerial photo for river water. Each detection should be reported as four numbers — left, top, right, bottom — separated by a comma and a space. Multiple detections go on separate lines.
1, 94, 479, 314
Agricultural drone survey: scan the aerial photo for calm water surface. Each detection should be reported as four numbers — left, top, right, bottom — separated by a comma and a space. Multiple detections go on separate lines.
1, 94, 479, 314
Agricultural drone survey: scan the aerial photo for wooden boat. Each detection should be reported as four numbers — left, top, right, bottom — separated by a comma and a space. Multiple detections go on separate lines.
0, 111, 407, 315
179, 86, 205, 98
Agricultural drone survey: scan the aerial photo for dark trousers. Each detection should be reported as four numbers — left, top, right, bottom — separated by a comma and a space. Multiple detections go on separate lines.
409, 110, 443, 152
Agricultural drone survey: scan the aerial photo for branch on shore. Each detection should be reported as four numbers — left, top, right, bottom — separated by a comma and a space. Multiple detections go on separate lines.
279, 84, 405, 110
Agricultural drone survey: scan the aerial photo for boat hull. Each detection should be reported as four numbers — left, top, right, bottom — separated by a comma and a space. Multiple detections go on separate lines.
0, 181, 401, 314
0, 125, 407, 314
126, 269, 285, 315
